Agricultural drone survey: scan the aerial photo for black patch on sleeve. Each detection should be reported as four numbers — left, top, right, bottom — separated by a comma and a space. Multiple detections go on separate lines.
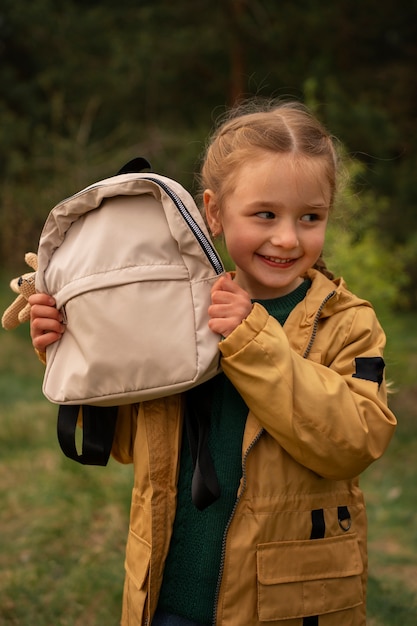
353, 357, 385, 388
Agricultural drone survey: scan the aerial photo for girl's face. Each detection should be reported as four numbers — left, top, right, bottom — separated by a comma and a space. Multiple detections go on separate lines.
204, 151, 331, 300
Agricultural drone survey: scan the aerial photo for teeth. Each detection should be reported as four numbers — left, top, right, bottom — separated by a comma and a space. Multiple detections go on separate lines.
264, 256, 293, 264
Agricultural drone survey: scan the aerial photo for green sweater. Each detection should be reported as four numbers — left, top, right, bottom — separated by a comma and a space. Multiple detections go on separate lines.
157, 279, 311, 624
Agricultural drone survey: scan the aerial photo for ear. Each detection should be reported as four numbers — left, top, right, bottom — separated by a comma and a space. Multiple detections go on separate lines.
203, 189, 223, 237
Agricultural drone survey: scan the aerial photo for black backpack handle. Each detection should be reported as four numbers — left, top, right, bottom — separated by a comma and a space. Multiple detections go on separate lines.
117, 157, 151, 175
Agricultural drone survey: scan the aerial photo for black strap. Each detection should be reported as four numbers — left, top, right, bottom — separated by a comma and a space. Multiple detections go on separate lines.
185, 378, 221, 510
117, 157, 151, 175
303, 509, 326, 626
310, 508, 326, 540
338, 505, 352, 531
57, 405, 118, 466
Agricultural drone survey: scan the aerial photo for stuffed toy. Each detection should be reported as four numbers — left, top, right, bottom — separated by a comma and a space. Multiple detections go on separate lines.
1, 252, 38, 330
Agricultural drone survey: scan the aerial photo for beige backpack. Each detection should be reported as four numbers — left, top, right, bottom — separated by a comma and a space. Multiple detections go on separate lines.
36, 167, 224, 409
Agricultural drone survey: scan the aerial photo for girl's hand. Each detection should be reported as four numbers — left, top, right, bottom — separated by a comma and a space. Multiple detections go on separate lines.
208, 273, 253, 337
28, 293, 65, 351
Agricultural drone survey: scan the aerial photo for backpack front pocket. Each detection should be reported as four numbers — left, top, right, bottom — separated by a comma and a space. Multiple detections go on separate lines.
43, 265, 218, 405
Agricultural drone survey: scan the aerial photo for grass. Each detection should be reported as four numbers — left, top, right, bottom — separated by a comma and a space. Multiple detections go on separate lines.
360, 307, 417, 625
0, 389, 132, 626
0, 283, 132, 625
1, 279, 417, 624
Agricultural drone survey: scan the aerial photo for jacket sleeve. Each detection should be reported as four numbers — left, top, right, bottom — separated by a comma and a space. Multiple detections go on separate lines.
219, 303, 397, 480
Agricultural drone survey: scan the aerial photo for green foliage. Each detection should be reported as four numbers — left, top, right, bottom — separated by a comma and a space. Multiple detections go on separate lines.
0, 0, 416, 305
325, 226, 408, 314
324, 156, 409, 313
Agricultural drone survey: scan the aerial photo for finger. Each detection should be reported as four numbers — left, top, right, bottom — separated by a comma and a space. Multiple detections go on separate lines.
211, 272, 235, 294
32, 331, 63, 351
30, 303, 62, 323
210, 287, 252, 313
208, 317, 239, 338
208, 303, 230, 319
31, 328, 65, 352
28, 293, 56, 307
31, 315, 64, 333
210, 289, 236, 305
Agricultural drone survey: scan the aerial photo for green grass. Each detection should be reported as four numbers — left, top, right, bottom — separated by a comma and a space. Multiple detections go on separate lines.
360, 307, 417, 624
1, 278, 416, 624
0, 283, 132, 625
0, 385, 133, 626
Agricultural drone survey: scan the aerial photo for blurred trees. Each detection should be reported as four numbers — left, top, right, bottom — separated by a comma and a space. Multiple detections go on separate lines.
0, 0, 416, 307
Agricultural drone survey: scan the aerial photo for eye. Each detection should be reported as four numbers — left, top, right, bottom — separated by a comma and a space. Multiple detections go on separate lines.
256, 211, 275, 220
301, 213, 320, 223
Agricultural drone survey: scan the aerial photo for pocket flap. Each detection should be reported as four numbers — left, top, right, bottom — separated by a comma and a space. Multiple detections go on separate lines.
257, 534, 362, 585
257, 535, 364, 620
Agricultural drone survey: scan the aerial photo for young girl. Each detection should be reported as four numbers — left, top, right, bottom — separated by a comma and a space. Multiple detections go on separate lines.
29, 100, 396, 626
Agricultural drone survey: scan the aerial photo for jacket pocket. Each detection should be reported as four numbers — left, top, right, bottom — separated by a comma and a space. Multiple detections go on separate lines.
256, 534, 363, 621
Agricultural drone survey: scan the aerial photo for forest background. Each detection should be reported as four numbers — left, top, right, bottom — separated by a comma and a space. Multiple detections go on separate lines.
1, 0, 417, 310
1, 1, 417, 625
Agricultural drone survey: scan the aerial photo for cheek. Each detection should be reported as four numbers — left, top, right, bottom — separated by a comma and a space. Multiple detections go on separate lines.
223, 227, 254, 262
304, 228, 327, 254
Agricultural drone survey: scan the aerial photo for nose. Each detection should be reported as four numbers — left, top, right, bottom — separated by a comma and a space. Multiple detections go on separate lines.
270, 219, 299, 249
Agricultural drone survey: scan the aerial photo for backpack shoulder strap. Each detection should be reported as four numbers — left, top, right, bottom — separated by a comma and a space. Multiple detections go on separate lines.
57, 405, 118, 466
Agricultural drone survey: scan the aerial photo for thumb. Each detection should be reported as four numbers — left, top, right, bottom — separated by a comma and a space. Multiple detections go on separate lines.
211, 272, 235, 297
215, 272, 234, 292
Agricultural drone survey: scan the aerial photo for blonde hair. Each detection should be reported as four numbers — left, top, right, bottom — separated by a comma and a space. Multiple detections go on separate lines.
199, 100, 339, 279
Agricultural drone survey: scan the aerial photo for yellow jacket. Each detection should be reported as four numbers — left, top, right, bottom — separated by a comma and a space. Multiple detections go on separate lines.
112, 269, 396, 626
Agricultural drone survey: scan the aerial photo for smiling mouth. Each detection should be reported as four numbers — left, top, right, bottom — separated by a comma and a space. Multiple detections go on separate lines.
262, 255, 297, 265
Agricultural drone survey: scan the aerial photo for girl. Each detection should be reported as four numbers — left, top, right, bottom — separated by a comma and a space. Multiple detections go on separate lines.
30, 100, 396, 626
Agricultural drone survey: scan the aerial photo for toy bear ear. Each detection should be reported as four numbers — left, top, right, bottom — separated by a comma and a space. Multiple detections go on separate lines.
24, 251, 38, 271
117, 157, 152, 175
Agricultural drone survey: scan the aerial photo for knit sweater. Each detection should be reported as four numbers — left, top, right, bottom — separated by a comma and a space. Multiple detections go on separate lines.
157, 279, 311, 624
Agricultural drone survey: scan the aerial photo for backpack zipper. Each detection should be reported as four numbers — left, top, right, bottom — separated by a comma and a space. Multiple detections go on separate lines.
143, 176, 224, 275
51, 175, 224, 276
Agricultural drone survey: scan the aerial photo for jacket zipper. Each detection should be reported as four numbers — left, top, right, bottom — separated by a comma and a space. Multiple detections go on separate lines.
211, 289, 337, 623
143, 176, 224, 276
303, 290, 337, 358
212, 428, 264, 626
